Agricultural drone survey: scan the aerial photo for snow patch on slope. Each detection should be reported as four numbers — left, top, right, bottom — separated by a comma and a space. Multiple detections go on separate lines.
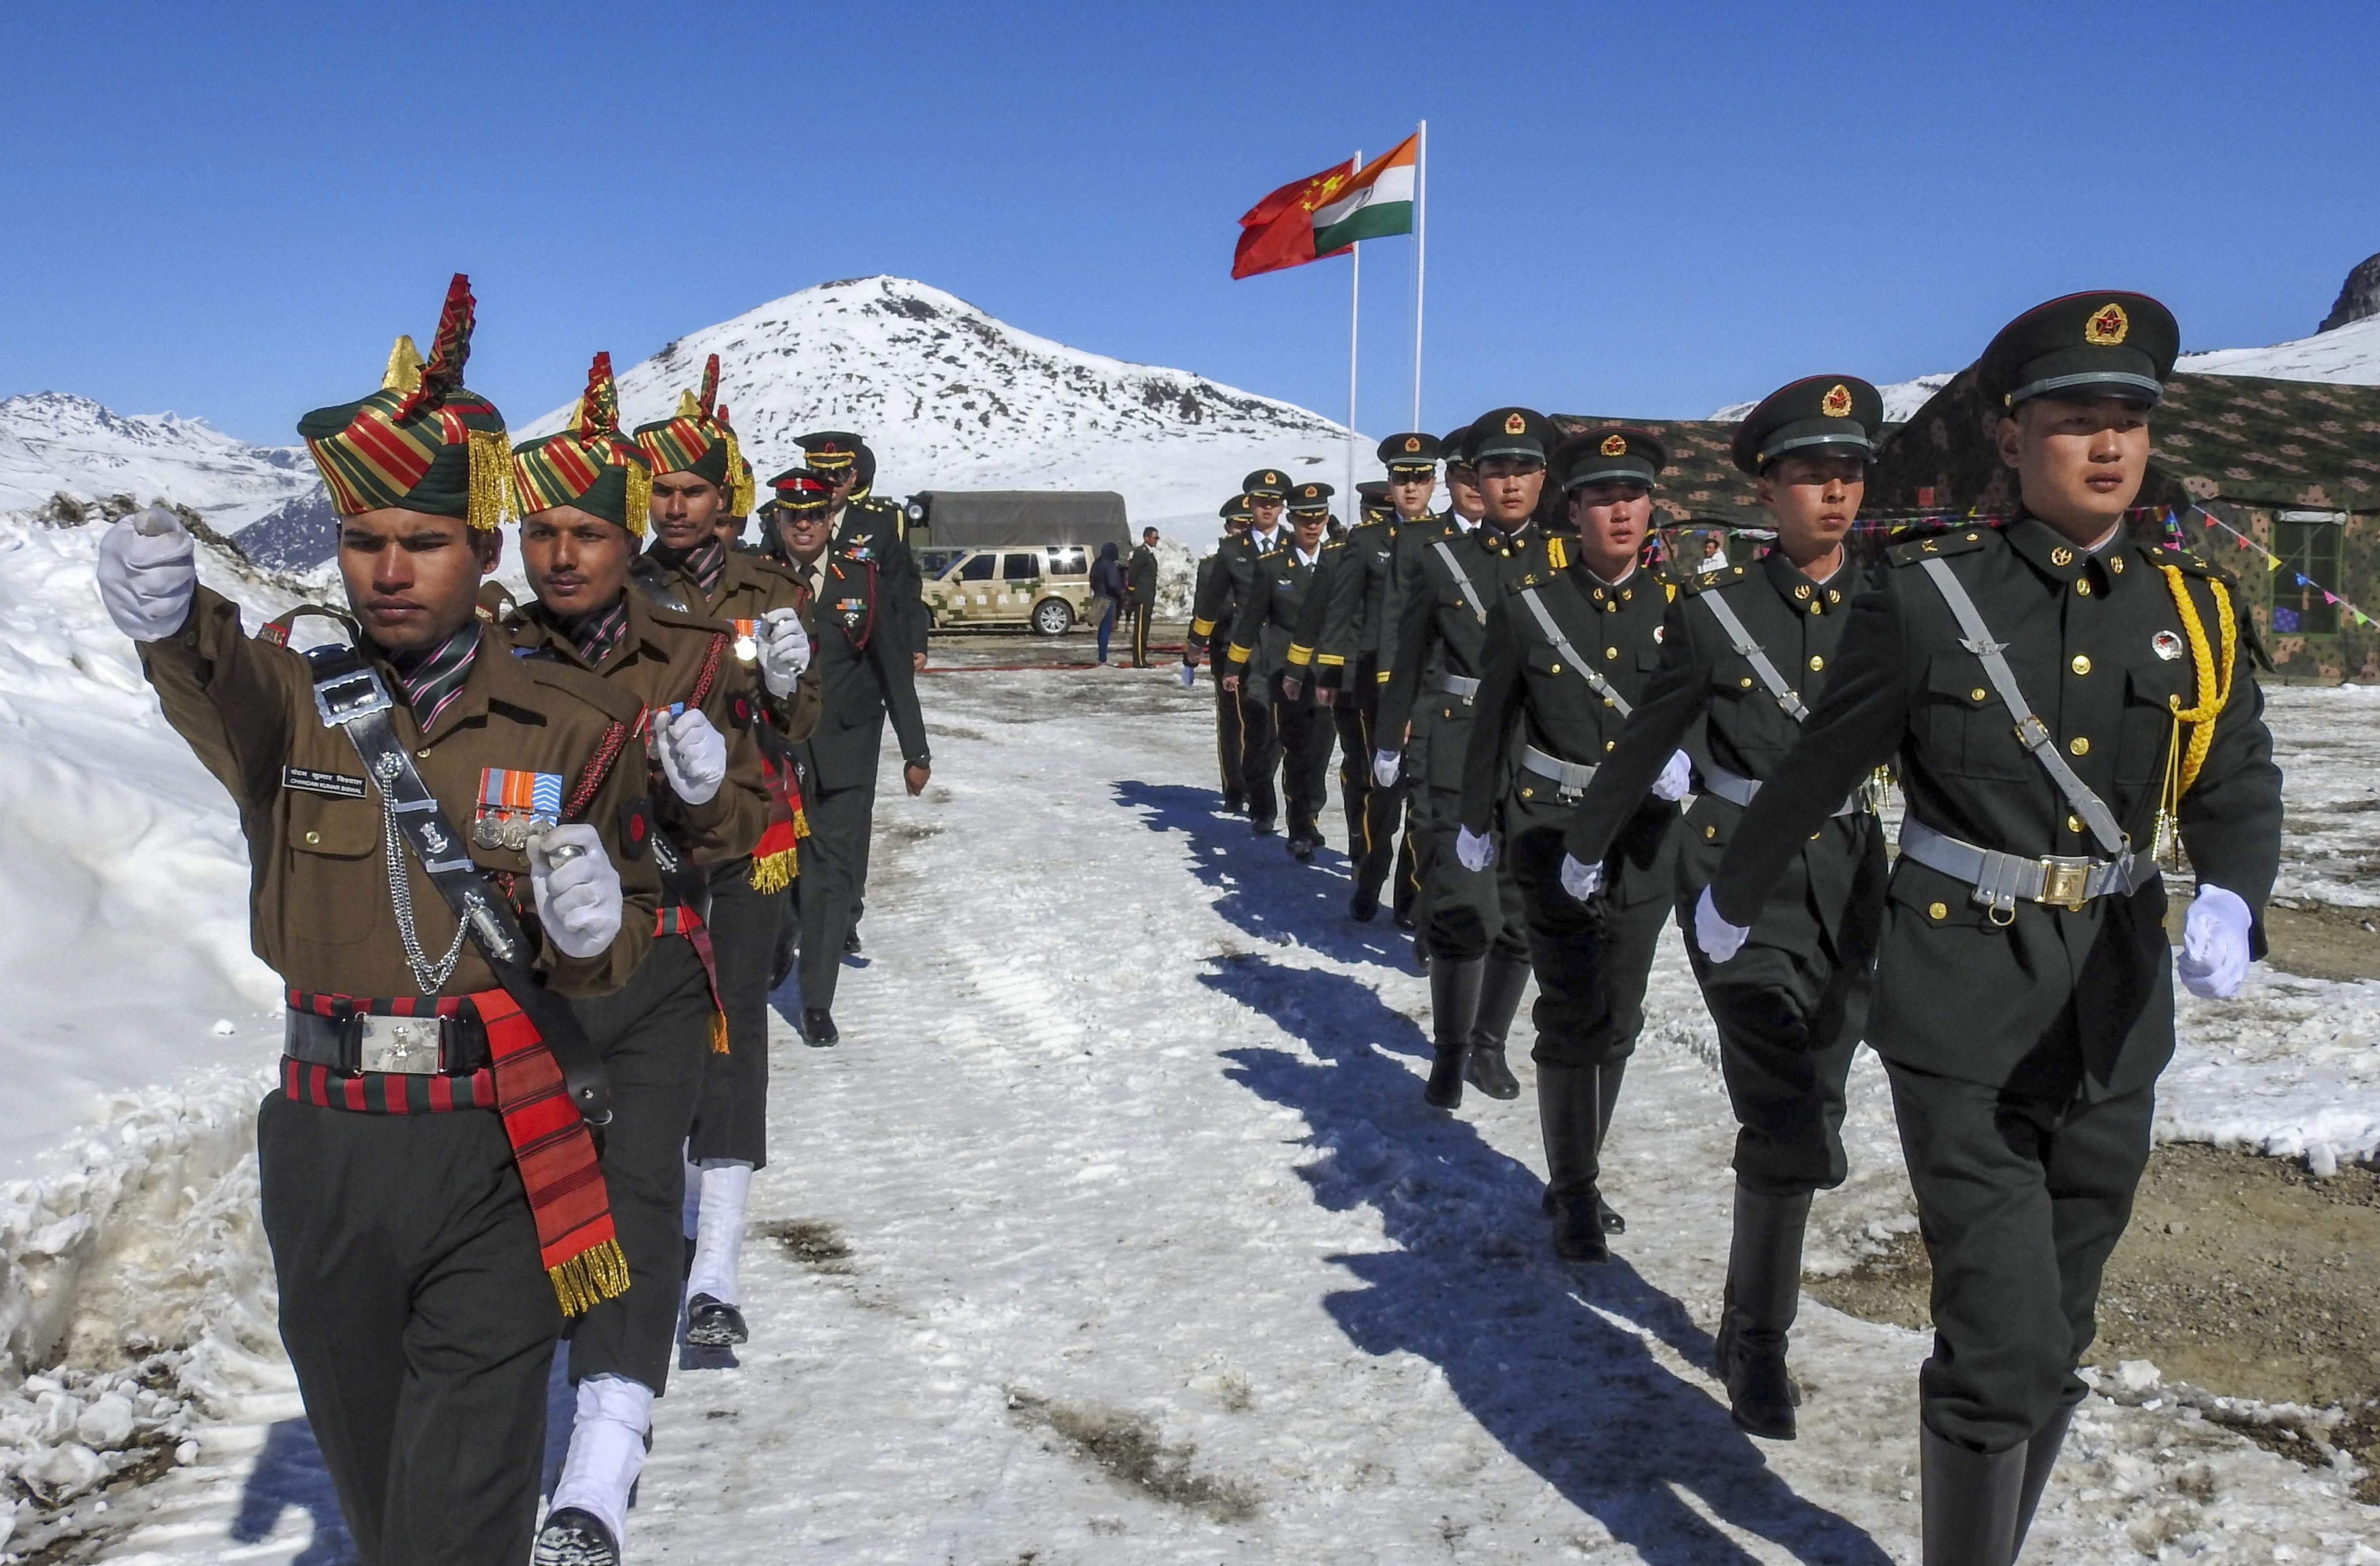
0, 394, 316, 532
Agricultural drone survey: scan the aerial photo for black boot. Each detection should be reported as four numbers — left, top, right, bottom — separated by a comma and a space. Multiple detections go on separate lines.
1717, 1184, 1813, 1439
2011, 1404, 2075, 1560
1349, 885, 1380, 922
685, 1292, 749, 1347
1423, 956, 1484, 1108
802, 1008, 838, 1045
1537, 1064, 1607, 1262
1463, 954, 1528, 1100
1920, 1423, 2025, 1566
534, 1507, 620, 1566
1594, 1056, 1629, 1233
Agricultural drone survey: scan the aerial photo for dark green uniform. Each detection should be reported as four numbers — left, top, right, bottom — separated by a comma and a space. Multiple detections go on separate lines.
1127, 539, 1160, 666
1205, 517, 1290, 829
1707, 295, 2281, 1560
1225, 529, 1334, 851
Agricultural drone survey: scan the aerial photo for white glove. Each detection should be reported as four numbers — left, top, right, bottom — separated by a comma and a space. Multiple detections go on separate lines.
1176, 660, 1198, 689
1560, 854, 1605, 902
95, 507, 197, 641
2178, 884, 2253, 999
756, 607, 812, 697
1372, 749, 1402, 788
1694, 885, 1750, 964
530, 824, 623, 961
1652, 750, 1694, 803
1456, 826, 1494, 873
652, 707, 727, 806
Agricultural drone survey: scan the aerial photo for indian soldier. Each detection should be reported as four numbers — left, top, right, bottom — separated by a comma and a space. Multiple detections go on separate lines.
631, 362, 816, 1354
1377, 409, 1558, 1106
768, 469, 934, 1044
96, 276, 655, 1566
504, 354, 785, 1565
1459, 428, 1692, 1263
1225, 482, 1336, 859
1184, 495, 1256, 809
1698, 294, 2278, 1560
1559, 381, 1890, 1431
1127, 524, 1162, 667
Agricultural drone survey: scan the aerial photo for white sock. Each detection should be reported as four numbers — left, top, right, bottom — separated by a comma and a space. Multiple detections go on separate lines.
685, 1159, 752, 1307
549, 1374, 653, 1547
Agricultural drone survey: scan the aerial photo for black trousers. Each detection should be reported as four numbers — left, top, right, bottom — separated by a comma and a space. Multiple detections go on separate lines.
1886, 1061, 2154, 1454
1130, 600, 1153, 665
1236, 677, 1284, 826
257, 1095, 561, 1566
1275, 687, 1334, 844
567, 935, 710, 1392
796, 768, 879, 1014
1507, 803, 1670, 1072
1391, 791, 1424, 922
691, 872, 780, 1166
1419, 708, 1526, 962
1210, 660, 1247, 806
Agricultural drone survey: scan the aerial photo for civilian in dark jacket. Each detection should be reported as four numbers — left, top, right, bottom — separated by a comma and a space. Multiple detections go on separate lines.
1090, 541, 1128, 664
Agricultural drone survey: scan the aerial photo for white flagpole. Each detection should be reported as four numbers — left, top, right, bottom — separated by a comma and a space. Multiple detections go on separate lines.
1411, 120, 1427, 432
1348, 149, 1362, 516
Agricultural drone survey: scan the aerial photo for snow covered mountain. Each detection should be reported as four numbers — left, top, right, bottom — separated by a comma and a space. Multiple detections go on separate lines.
0, 393, 316, 532
521, 275, 1355, 540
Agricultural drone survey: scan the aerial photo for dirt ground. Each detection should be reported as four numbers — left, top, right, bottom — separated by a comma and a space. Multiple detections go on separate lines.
2261, 898, 2380, 984
1809, 1144, 2380, 1499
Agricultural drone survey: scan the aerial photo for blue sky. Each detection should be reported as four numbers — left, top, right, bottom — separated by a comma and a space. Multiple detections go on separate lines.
5, 1, 2376, 448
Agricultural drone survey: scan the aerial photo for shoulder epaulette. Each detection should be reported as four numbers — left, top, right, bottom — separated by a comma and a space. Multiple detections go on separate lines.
1886, 527, 1993, 568
257, 602, 357, 647
1678, 564, 1749, 598
2157, 545, 2235, 586
518, 657, 647, 726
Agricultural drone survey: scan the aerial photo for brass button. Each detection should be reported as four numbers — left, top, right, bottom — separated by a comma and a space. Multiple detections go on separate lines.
1928, 901, 1948, 921
1550, 662, 1562, 674
2071, 655, 2091, 675
304, 830, 321, 845
1520, 786, 1534, 799
1741, 677, 1755, 688
2067, 814, 2083, 833
2069, 736, 2090, 756
1809, 602, 1822, 615
1705, 825, 1718, 840
417, 747, 432, 759
1970, 688, 1987, 701
1605, 646, 1619, 660
1964, 532, 1979, 541
1808, 655, 1825, 672
2076, 579, 2092, 596
2111, 555, 2125, 574
1605, 740, 1617, 752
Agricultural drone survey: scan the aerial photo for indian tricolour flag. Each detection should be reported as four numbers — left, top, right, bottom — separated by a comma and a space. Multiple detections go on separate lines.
1310, 133, 1419, 252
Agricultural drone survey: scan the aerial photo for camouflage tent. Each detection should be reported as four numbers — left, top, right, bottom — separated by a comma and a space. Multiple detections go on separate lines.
1547, 415, 1761, 527
1868, 371, 2380, 682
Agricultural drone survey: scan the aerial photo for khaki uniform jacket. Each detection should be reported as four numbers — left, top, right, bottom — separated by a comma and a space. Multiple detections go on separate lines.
503, 591, 770, 868
643, 547, 825, 749
141, 584, 660, 1000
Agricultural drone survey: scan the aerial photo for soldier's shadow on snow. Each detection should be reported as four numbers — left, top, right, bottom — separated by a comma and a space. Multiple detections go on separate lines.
1203, 956, 1891, 1566
1113, 780, 1412, 969
229, 1417, 356, 1564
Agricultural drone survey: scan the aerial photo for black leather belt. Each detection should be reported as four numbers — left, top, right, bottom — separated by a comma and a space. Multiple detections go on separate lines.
284, 1005, 489, 1077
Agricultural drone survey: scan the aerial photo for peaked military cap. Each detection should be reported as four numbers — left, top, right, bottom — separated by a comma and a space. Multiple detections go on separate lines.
298, 273, 515, 531
1469, 406, 1555, 465
1441, 424, 1478, 468
1976, 291, 2179, 411
1554, 427, 1667, 491
798, 431, 865, 473
1375, 431, 1442, 471
1285, 480, 1335, 515
633, 354, 753, 515
1356, 479, 1394, 521
766, 468, 837, 511
1728, 376, 1884, 475
513, 352, 653, 533
1241, 467, 1291, 499
1219, 494, 1255, 524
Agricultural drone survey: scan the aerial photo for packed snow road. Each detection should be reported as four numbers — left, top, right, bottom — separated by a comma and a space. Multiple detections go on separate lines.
62, 660, 2380, 1563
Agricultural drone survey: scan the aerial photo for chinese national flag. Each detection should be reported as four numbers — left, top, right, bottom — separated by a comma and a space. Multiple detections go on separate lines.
1231, 158, 1356, 280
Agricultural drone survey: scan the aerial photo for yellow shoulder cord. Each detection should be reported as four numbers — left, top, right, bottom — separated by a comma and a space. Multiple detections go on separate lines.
2154, 564, 2236, 863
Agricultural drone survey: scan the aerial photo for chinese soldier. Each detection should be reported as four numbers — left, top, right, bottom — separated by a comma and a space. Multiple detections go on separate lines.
1184, 495, 1257, 809
1197, 469, 1294, 833
1127, 524, 1161, 667
1460, 428, 1689, 1261
767, 469, 933, 1044
1225, 481, 1337, 858
1378, 410, 1556, 1106
1698, 295, 2279, 1561
505, 353, 784, 1565
96, 276, 656, 1566
632, 362, 819, 1353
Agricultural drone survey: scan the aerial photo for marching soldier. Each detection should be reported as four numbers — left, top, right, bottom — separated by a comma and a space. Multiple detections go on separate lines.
1198, 470, 1294, 834
97, 276, 655, 1565
1387, 432, 1459, 931
1459, 428, 1691, 1263
766, 469, 933, 1045
1698, 294, 2279, 1560
1377, 409, 1557, 1106
1127, 524, 1162, 667
504, 354, 784, 1565
632, 363, 817, 1354
1560, 380, 1890, 1432
1185, 495, 1256, 810
1224, 482, 1337, 858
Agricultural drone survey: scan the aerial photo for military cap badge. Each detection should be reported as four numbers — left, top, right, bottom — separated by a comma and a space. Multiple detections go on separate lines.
1821, 383, 1853, 419
1403, 436, 1422, 453
2086, 303, 2130, 345
1503, 412, 1526, 435
1600, 434, 1628, 457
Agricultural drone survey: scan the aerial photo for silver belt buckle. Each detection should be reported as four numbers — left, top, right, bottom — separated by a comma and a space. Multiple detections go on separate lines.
358, 1014, 445, 1075
2036, 857, 2093, 911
